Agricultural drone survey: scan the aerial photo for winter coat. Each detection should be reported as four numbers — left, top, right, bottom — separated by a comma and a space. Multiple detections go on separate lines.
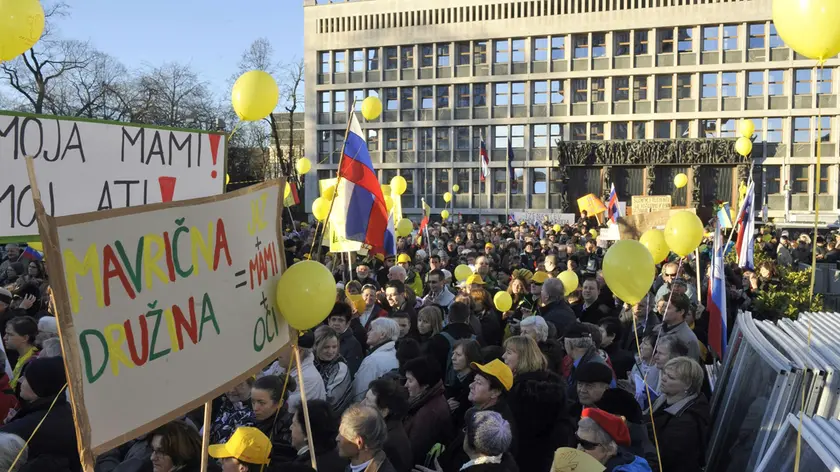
439, 401, 518, 472
288, 354, 327, 413
292, 447, 347, 472
647, 394, 710, 472
0, 374, 19, 426
339, 327, 364, 375
508, 370, 575, 472
344, 451, 396, 472
1, 395, 80, 472
254, 405, 297, 463
539, 301, 577, 338
477, 310, 503, 348
604, 342, 635, 381
566, 347, 611, 404
315, 356, 353, 413
403, 381, 453, 465
383, 418, 413, 472
605, 449, 653, 472
460, 454, 520, 472
538, 340, 566, 375
428, 323, 476, 375
444, 371, 474, 430
94, 438, 152, 472
352, 341, 399, 401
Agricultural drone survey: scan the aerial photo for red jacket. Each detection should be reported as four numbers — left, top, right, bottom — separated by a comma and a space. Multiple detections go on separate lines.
0, 374, 20, 423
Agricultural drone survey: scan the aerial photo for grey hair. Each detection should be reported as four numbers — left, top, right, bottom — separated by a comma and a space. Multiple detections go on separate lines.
0, 433, 27, 472
567, 336, 594, 351
520, 316, 548, 342
370, 318, 400, 343
388, 265, 407, 280
339, 405, 388, 451
577, 417, 618, 456
466, 410, 512, 456
40, 338, 63, 358
542, 277, 565, 302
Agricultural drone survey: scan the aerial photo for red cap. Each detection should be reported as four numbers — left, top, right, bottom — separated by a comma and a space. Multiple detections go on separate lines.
582, 408, 631, 447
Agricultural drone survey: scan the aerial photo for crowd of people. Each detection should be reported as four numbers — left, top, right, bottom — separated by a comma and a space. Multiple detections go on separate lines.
0, 215, 813, 472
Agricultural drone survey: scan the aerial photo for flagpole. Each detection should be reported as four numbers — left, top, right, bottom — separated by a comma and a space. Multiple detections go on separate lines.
319, 101, 357, 259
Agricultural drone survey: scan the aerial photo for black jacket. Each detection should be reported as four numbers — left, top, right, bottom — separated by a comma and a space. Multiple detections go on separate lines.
292, 447, 347, 472
476, 310, 503, 348
648, 394, 710, 472
345, 451, 396, 472
339, 327, 364, 375
439, 401, 518, 472
538, 340, 566, 375
428, 323, 476, 374
604, 342, 635, 381
1, 396, 79, 472
539, 301, 577, 338
383, 418, 413, 472
574, 301, 617, 326
460, 454, 520, 472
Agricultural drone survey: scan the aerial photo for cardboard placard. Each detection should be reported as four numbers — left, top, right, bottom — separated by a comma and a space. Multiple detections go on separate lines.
31, 171, 289, 462
618, 208, 696, 240
1, 112, 226, 240
631, 195, 672, 213
511, 211, 576, 226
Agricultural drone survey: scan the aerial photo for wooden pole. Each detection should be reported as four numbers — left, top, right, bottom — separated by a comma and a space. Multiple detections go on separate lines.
200, 402, 212, 471
294, 345, 318, 470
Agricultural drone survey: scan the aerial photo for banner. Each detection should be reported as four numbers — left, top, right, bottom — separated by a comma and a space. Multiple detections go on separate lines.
38, 179, 289, 457
1, 112, 226, 239
511, 211, 576, 226
631, 195, 672, 214
617, 208, 696, 240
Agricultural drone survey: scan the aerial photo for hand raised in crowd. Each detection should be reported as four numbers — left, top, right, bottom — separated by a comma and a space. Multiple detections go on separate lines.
19, 294, 36, 310
413, 458, 444, 472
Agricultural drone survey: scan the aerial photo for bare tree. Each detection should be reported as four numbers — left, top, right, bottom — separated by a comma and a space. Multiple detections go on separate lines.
44, 51, 130, 120
278, 58, 305, 178
123, 62, 218, 128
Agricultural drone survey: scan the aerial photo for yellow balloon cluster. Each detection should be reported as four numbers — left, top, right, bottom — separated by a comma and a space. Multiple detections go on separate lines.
385, 195, 394, 213
674, 173, 688, 189
735, 137, 752, 157
441, 210, 450, 220
0, 0, 45, 61
396, 218, 413, 237
452, 184, 460, 193
322, 185, 336, 201
443, 192, 452, 203
558, 270, 579, 296
739, 119, 755, 138
296, 158, 311, 175
312, 197, 330, 221
454, 264, 473, 282
276, 260, 336, 331
602, 240, 655, 305
772, 0, 840, 62
639, 229, 669, 262
664, 211, 704, 257
391, 176, 407, 195
361, 96, 383, 121
494, 291, 513, 312
231, 70, 279, 121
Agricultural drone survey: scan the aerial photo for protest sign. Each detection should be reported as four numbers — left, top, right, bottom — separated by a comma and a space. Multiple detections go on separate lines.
618, 208, 696, 240
30, 170, 288, 462
631, 195, 672, 213
1, 112, 226, 240
512, 211, 576, 226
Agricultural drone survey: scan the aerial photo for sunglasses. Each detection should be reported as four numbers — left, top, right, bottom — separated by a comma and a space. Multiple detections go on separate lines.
576, 434, 601, 450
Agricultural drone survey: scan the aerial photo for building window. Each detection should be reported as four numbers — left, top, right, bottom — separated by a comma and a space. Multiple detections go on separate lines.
367, 130, 379, 151
333, 132, 344, 160
495, 40, 509, 63
768, 70, 784, 96
401, 88, 414, 109
456, 42, 470, 65
701, 73, 718, 98
612, 122, 628, 139
437, 86, 450, 108
635, 30, 649, 54
750, 118, 764, 141
766, 118, 783, 143
790, 165, 808, 194
793, 117, 810, 143
748, 24, 765, 49
367, 49, 379, 70
656, 75, 673, 99
384, 47, 398, 69
591, 78, 605, 102
590, 123, 605, 140
795, 69, 811, 95
655, 121, 671, 139
702, 26, 718, 51
572, 123, 587, 140
765, 165, 781, 194
769, 24, 784, 48
721, 72, 737, 97
319, 52, 330, 73
532, 169, 547, 194
615, 31, 630, 56
723, 25, 738, 50
658, 29, 674, 53
818, 116, 832, 142
384, 130, 398, 151
417, 128, 431, 152
633, 77, 648, 100
614, 77, 629, 101
511, 125, 525, 148
493, 170, 508, 194
511, 82, 525, 105
572, 79, 587, 103
474, 41, 488, 64
592, 33, 606, 58
676, 120, 691, 138
319, 131, 330, 153
551, 36, 566, 60
511, 39, 526, 62
549, 124, 563, 146
456, 85, 470, 107
494, 83, 510, 106
319, 91, 331, 113
384, 88, 398, 110
456, 127, 470, 149
534, 37, 548, 61
420, 86, 434, 109
532, 124, 547, 147
401, 46, 414, 68
700, 119, 717, 137
334, 91, 346, 112
494, 125, 508, 149
818, 68, 832, 95
720, 119, 737, 138
436, 127, 450, 151
533, 81, 548, 104
748, 71, 764, 96
633, 122, 647, 139
550, 80, 564, 103
819, 164, 829, 194
403, 129, 416, 151
353, 90, 365, 111
573, 34, 589, 58
421, 44, 434, 67
677, 74, 692, 99
474, 84, 487, 106
437, 44, 450, 67
678, 27, 693, 52
351, 49, 364, 72
334, 51, 346, 73
473, 126, 489, 150
456, 169, 470, 194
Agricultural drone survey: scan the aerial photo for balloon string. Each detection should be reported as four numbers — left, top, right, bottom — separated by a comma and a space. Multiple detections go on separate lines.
643, 257, 683, 389
7, 383, 68, 472
259, 354, 295, 472
809, 60, 824, 300
228, 121, 243, 141
632, 293, 664, 470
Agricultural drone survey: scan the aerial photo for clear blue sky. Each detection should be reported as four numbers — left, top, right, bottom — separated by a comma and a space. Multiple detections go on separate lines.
57, 0, 304, 97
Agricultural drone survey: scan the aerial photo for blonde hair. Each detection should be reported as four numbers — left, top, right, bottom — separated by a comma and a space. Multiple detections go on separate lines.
503, 335, 547, 374
418, 306, 443, 335
663, 356, 704, 394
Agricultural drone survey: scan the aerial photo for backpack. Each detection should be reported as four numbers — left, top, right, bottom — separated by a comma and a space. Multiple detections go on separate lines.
441, 331, 477, 387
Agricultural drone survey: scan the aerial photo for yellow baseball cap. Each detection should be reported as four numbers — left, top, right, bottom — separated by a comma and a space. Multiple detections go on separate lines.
471, 359, 513, 391
397, 253, 412, 264
531, 271, 550, 284
208, 427, 272, 465
485, 242, 495, 249
466, 274, 485, 285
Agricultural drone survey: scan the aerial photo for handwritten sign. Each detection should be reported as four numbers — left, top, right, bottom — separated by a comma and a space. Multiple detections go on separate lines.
39, 180, 288, 456
551, 447, 605, 472
0, 112, 226, 239
618, 208, 696, 240
631, 195, 672, 214
512, 211, 576, 226
577, 194, 607, 216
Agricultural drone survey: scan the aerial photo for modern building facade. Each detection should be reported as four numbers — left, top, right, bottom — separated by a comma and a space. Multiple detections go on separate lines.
303, 0, 840, 224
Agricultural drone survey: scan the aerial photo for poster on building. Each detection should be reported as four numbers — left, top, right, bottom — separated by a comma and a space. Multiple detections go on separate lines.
512, 211, 576, 226
0, 112, 227, 240
631, 195, 672, 214
38, 179, 288, 457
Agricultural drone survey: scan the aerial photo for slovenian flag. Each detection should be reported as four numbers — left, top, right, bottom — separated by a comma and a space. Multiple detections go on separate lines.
716, 202, 733, 228
735, 182, 755, 270
479, 135, 489, 182
383, 210, 396, 256
336, 113, 388, 254
607, 183, 620, 223
708, 221, 728, 358
21, 246, 43, 261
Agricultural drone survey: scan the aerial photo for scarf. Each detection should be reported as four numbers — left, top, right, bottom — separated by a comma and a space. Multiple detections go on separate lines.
460, 454, 503, 470
409, 380, 444, 412
10, 346, 38, 389
314, 355, 345, 386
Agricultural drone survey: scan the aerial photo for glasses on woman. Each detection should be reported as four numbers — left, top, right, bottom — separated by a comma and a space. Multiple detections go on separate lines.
575, 434, 601, 450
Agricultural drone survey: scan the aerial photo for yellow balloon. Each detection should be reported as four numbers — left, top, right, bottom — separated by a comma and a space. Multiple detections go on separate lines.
284, 183, 291, 199
664, 211, 704, 257
385, 195, 394, 213
0, 0, 45, 62
452, 184, 460, 193
602, 240, 655, 305
735, 137, 753, 156
231, 70, 279, 121
322, 185, 336, 201
396, 218, 413, 237
739, 119, 755, 138
361, 96, 383, 121
454, 264, 473, 282
494, 291, 513, 312
443, 192, 452, 203
553, 224, 562, 233
226, 174, 231, 185
276, 260, 336, 331
296, 158, 311, 175
441, 209, 450, 220
674, 173, 688, 189
639, 229, 670, 263
391, 176, 407, 195
558, 270, 579, 296
772, 0, 840, 61
312, 197, 331, 221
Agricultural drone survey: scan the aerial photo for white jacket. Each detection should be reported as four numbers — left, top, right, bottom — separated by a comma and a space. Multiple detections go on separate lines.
264, 354, 326, 414
351, 341, 398, 401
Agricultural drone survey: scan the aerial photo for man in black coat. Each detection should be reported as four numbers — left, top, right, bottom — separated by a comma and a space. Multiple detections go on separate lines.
427, 302, 477, 375
573, 274, 616, 325
328, 303, 364, 376
538, 278, 577, 338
